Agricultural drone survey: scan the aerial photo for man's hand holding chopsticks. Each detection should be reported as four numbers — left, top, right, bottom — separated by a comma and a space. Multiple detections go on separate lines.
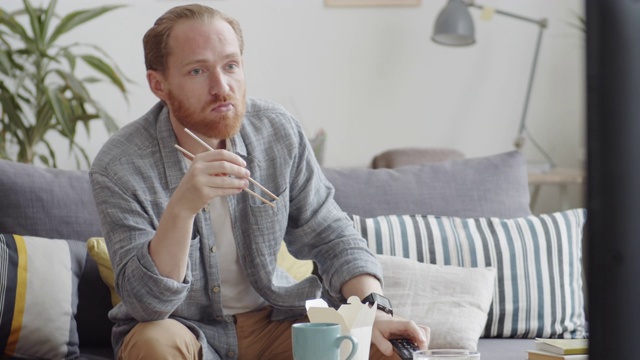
172, 149, 250, 215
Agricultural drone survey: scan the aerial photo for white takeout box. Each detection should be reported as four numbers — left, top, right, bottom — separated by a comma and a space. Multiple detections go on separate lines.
306, 296, 377, 360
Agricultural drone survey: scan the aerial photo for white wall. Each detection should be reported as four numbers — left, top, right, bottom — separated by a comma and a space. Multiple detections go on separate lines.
4, 0, 585, 211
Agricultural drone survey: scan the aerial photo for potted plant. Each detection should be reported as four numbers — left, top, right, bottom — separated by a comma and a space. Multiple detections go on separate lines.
0, 0, 128, 167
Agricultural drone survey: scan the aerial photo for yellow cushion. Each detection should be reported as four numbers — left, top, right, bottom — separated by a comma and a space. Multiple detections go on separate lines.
86, 237, 121, 306
277, 242, 314, 281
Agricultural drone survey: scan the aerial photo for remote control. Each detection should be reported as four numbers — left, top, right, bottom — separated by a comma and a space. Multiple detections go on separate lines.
390, 338, 420, 360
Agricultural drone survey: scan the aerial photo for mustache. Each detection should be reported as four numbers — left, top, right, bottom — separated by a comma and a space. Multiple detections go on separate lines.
209, 94, 231, 107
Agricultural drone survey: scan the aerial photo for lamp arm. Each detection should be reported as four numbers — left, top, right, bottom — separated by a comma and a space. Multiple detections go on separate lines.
465, 0, 555, 166
505, 13, 556, 167
516, 24, 544, 141
468, 1, 548, 28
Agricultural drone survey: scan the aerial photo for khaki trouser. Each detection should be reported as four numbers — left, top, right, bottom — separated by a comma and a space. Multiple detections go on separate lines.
118, 307, 397, 360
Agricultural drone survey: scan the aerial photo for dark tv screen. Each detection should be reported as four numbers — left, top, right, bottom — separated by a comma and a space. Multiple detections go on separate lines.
586, 1, 640, 359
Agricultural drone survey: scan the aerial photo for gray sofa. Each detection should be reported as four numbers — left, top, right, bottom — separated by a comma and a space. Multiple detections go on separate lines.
0, 150, 586, 359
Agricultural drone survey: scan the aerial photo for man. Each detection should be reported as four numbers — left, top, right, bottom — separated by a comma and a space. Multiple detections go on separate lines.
90, 4, 429, 359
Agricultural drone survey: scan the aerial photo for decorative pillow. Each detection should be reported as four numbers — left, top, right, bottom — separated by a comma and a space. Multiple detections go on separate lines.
352, 209, 587, 339
0, 234, 86, 359
86, 237, 121, 306
323, 150, 531, 219
378, 255, 496, 350
277, 242, 314, 281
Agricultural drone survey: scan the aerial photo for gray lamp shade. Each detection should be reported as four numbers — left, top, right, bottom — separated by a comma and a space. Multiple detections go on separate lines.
432, 0, 476, 46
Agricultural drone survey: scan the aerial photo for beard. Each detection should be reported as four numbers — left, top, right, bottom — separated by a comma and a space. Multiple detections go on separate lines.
167, 88, 246, 140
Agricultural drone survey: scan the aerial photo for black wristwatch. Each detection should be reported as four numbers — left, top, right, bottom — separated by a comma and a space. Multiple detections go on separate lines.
361, 292, 393, 316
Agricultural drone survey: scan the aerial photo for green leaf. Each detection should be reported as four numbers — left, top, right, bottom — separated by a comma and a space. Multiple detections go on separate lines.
73, 145, 91, 169
47, 5, 126, 47
60, 48, 76, 71
40, 0, 57, 44
94, 103, 119, 134
0, 50, 13, 75
22, 0, 43, 50
41, 138, 57, 167
54, 69, 92, 100
0, 10, 34, 52
80, 54, 126, 93
81, 76, 102, 84
46, 87, 74, 138
37, 153, 50, 166
0, 84, 27, 132
32, 103, 54, 145
54, 44, 102, 82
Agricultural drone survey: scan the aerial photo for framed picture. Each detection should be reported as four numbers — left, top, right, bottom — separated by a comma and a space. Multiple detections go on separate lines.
325, 0, 420, 7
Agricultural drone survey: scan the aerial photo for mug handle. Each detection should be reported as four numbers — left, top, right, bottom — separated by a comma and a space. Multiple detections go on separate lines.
335, 335, 359, 360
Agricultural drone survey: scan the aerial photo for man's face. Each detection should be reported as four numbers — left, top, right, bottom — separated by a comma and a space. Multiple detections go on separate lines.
156, 19, 246, 140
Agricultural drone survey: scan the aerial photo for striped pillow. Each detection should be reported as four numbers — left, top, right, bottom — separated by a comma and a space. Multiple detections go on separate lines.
351, 209, 587, 339
0, 234, 86, 359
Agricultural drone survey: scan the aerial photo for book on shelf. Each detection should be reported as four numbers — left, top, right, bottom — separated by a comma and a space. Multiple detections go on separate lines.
526, 349, 588, 360
534, 338, 589, 355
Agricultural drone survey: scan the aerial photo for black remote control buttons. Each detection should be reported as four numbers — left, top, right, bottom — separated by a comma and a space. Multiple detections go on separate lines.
390, 338, 420, 360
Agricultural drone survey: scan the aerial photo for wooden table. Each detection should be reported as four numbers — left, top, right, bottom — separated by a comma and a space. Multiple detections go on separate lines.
528, 167, 585, 210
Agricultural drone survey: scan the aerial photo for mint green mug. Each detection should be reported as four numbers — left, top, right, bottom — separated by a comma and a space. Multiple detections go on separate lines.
292, 323, 358, 360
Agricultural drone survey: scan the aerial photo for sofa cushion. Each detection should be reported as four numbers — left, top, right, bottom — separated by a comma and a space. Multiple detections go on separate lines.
0, 160, 112, 347
351, 209, 587, 339
377, 255, 496, 350
323, 151, 531, 219
0, 234, 86, 359
87, 237, 121, 307
0, 160, 102, 240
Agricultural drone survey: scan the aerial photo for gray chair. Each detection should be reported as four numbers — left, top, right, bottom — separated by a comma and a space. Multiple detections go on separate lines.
371, 147, 465, 169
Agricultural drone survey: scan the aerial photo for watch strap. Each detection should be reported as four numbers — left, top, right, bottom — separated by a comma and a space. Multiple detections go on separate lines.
362, 292, 393, 316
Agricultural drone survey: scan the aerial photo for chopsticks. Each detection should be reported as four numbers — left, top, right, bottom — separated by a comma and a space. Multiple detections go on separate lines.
174, 129, 279, 208
174, 144, 275, 208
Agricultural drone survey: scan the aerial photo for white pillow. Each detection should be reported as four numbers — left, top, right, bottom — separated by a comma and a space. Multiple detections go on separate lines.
377, 255, 496, 350
0, 234, 86, 359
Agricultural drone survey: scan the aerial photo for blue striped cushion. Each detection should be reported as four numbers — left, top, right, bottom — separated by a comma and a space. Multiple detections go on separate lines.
351, 209, 587, 339
0, 234, 86, 359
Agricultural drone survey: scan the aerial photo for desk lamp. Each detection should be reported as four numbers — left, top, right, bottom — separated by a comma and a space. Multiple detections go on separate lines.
432, 0, 555, 168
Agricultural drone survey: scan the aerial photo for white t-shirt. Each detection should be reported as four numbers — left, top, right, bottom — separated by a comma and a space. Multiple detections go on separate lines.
182, 144, 267, 315
209, 195, 267, 315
